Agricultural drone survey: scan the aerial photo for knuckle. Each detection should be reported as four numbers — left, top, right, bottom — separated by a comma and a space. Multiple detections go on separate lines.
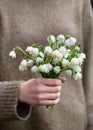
36, 94, 42, 105
55, 80, 61, 85
35, 78, 41, 84
36, 93, 42, 100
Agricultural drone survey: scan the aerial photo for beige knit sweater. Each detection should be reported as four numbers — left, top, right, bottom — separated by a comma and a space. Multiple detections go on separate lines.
0, 0, 93, 130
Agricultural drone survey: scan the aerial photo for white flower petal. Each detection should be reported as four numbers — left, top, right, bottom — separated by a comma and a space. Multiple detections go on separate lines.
62, 59, 69, 67
20, 59, 27, 66
36, 57, 43, 64
44, 46, 52, 55
64, 37, 76, 47
57, 34, 65, 44
39, 52, 44, 58
27, 60, 33, 67
54, 66, 61, 74
73, 72, 82, 80
19, 60, 28, 71
70, 58, 79, 65
31, 66, 39, 73
65, 70, 72, 77
47, 35, 56, 43
72, 65, 81, 72
52, 50, 63, 59
59, 46, 66, 55
9, 51, 16, 58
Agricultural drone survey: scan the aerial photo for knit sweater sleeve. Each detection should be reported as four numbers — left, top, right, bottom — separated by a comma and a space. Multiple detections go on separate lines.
0, 81, 32, 121
82, 0, 93, 129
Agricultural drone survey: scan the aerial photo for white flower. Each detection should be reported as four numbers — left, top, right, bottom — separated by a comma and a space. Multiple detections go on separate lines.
44, 46, 52, 55
59, 46, 66, 55
39, 64, 52, 73
27, 60, 33, 67
36, 57, 43, 64
62, 59, 69, 67
78, 53, 86, 59
19, 59, 28, 71
70, 37, 77, 43
47, 35, 56, 43
77, 57, 84, 65
52, 50, 63, 59
53, 57, 61, 64
9, 51, 16, 58
64, 52, 69, 58
32, 48, 39, 56
77, 53, 86, 65
54, 66, 61, 74
39, 64, 48, 73
72, 65, 81, 72
64, 70, 72, 77
26, 46, 33, 52
73, 72, 82, 80
75, 46, 80, 51
31, 66, 39, 73
70, 58, 79, 65
46, 63, 53, 71
57, 34, 65, 44
64, 37, 76, 47
19, 65, 27, 71
39, 52, 44, 58
26, 47, 39, 56
63, 49, 71, 58
20, 59, 27, 66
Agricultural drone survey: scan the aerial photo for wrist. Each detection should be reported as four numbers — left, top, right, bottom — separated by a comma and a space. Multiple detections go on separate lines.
18, 82, 26, 103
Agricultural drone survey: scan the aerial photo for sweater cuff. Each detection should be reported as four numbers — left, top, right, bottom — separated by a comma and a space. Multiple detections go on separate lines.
0, 81, 32, 121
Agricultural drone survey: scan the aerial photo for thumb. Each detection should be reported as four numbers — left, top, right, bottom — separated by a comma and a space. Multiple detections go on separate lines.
59, 77, 67, 83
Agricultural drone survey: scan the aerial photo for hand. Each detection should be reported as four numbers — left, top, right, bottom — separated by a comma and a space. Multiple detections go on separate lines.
18, 77, 66, 106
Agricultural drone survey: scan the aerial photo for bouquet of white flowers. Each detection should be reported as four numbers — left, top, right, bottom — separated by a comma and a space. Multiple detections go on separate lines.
9, 34, 86, 80
9, 34, 86, 110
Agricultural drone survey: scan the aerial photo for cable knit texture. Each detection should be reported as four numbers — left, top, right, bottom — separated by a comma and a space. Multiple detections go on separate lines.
0, 0, 93, 130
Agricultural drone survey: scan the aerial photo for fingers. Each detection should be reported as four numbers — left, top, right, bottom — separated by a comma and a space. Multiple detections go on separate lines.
37, 98, 60, 106
40, 85, 62, 93
26, 96, 60, 106
19, 77, 66, 106
59, 77, 67, 83
36, 78, 61, 86
36, 92, 60, 100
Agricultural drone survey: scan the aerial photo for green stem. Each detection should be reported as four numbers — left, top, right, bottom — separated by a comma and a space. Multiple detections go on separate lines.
13, 46, 26, 55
